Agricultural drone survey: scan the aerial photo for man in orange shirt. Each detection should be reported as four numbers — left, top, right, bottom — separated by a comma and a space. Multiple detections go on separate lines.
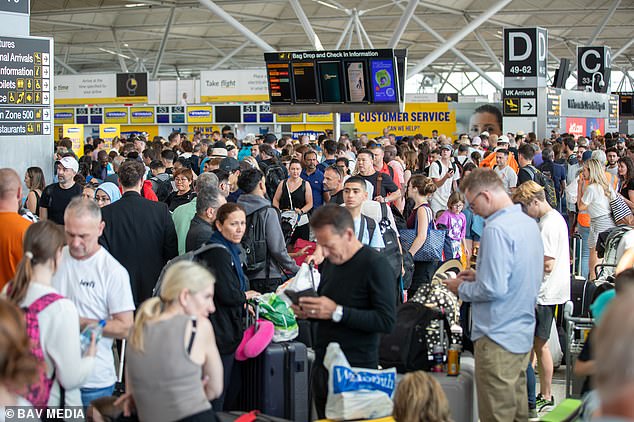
0, 168, 32, 289
479, 135, 519, 173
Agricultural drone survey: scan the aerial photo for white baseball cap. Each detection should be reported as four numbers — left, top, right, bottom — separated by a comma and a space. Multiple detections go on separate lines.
56, 156, 79, 173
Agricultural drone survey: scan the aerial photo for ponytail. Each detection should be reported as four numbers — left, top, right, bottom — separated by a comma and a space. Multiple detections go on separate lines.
129, 297, 162, 353
6, 252, 34, 305
6, 221, 64, 306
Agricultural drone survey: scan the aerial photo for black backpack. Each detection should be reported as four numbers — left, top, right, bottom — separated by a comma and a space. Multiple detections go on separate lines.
264, 164, 287, 200
379, 302, 451, 373
150, 174, 173, 202
523, 165, 558, 208
241, 206, 273, 277
378, 202, 402, 281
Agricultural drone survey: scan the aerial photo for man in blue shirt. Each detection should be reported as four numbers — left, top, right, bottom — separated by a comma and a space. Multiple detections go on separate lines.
445, 168, 543, 422
301, 150, 325, 208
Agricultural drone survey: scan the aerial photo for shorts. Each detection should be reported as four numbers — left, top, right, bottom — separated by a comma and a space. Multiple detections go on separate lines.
534, 304, 555, 341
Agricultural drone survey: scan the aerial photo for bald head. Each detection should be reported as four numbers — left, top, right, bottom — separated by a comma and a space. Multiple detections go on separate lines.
0, 168, 22, 210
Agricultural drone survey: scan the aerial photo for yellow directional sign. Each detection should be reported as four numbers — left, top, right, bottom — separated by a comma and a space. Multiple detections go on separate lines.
34, 52, 41, 64
34, 92, 41, 103
35, 123, 41, 133
8, 92, 15, 103
34, 66, 40, 78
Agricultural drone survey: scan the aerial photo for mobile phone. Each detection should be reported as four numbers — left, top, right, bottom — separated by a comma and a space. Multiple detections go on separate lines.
285, 288, 318, 305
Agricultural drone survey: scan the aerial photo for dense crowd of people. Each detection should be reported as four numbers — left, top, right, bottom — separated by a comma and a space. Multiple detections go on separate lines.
1, 124, 634, 421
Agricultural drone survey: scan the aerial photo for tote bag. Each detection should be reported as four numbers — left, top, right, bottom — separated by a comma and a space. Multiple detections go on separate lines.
399, 205, 446, 261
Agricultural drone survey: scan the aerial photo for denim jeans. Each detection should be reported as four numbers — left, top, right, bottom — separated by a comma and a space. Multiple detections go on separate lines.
81, 384, 114, 407
527, 362, 536, 408
578, 225, 590, 279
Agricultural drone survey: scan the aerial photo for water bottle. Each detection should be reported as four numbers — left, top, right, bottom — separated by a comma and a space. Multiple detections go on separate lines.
80, 320, 106, 354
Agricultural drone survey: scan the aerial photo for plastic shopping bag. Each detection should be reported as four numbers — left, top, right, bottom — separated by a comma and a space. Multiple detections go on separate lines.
278, 262, 321, 307
257, 293, 298, 342
325, 342, 396, 421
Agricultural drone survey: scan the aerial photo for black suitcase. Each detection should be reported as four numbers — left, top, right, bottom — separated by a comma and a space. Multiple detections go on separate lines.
235, 342, 309, 422
570, 275, 595, 317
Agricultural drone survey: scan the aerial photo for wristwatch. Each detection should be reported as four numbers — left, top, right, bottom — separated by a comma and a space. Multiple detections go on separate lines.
332, 305, 343, 323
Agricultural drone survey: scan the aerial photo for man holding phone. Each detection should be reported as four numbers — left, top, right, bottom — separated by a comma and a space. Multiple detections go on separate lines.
429, 144, 460, 214
291, 204, 396, 419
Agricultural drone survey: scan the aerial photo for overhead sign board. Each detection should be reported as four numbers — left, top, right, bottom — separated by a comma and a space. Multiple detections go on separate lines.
577, 46, 611, 93
0, 35, 52, 136
54, 73, 148, 104
264, 49, 404, 113
502, 87, 537, 116
560, 89, 610, 118
546, 87, 561, 128
503, 27, 547, 79
0, 0, 29, 15
200, 70, 269, 102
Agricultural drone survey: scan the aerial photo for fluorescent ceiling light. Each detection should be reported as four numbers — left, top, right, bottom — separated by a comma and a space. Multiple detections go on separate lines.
98, 47, 131, 60
125, 3, 147, 7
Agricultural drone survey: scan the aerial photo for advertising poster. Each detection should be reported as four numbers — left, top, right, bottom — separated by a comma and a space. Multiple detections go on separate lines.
453, 103, 503, 138
370, 59, 397, 103
99, 124, 120, 150
565, 118, 586, 138
62, 124, 84, 157
345, 62, 368, 102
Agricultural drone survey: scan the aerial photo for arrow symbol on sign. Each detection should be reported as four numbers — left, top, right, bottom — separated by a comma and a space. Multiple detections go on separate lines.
524, 102, 534, 111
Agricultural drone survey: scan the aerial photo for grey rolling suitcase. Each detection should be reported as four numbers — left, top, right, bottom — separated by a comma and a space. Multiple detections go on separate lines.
236, 341, 310, 422
431, 355, 477, 422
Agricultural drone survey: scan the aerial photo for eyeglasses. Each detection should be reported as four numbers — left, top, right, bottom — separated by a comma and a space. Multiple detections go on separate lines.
468, 191, 486, 210
95, 195, 111, 204
174, 177, 189, 183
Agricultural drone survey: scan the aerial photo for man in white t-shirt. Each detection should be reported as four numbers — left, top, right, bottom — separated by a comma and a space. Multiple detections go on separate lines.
429, 144, 460, 214
53, 198, 135, 407
494, 148, 518, 193
512, 181, 570, 413
342, 176, 384, 248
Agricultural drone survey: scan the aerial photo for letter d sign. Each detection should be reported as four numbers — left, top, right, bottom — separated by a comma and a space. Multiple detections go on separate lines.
504, 27, 548, 79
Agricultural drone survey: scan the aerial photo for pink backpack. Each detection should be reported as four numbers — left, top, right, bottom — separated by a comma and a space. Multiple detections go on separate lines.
23, 293, 64, 408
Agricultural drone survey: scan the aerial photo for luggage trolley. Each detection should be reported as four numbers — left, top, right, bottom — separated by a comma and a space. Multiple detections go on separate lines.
563, 301, 594, 398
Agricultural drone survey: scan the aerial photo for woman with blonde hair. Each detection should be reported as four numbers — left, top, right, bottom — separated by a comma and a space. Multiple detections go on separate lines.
406, 174, 439, 297
392, 371, 452, 422
578, 158, 616, 280
122, 261, 223, 422
5, 221, 96, 407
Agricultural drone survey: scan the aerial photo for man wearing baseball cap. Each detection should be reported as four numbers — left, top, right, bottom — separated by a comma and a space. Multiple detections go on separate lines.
40, 155, 83, 224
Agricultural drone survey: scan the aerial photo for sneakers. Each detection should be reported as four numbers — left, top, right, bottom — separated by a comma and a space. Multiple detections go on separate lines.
528, 407, 538, 420
536, 393, 555, 411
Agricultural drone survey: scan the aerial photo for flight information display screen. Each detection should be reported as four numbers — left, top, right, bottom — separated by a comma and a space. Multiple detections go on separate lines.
318, 61, 344, 103
266, 63, 292, 103
291, 62, 318, 103
370, 59, 397, 103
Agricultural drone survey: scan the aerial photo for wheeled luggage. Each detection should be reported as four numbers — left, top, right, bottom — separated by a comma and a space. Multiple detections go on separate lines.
563, 301, 594, 399
235, 341, 310, 422
430, 355, 477, 422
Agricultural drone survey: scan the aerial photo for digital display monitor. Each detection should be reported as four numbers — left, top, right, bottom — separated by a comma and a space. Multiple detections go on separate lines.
370, 59, 397, 103
345, 61, 368, 102
291, 62, 318, 103
317, 61, 344, 103
215, 105, 241, 123
267, 63, 292, 103
157, 114, 170, 124
76, 115, 88, 124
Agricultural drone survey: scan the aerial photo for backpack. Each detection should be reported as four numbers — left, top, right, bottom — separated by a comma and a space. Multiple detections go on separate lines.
524, 165, 558, 208
379, 302, 451, 373
378, 202, 403, 282
435, 160, 458, 177
154, 243, 227, 297
24, 293, 64, 408
264, 164, 287, 201
358, 214, 377, 245
150, 174, 173, 202
241, 206, 273, 277
410, 273, 462, 351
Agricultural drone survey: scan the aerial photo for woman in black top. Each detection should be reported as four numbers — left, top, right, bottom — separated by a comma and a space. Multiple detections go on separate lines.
23, 167, 45, 216
200, 203, 260, 411
272, 159, 313, 243
617, 156, 634, 209
165, 167, 195, 211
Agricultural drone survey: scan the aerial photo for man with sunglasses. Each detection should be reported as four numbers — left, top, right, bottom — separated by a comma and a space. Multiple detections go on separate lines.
444, 168, 543, 422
